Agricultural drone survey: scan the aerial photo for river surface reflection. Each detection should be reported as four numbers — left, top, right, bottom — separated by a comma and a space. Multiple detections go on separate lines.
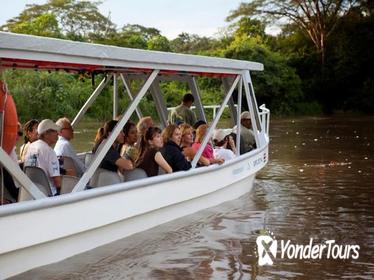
15, 116, 374, 279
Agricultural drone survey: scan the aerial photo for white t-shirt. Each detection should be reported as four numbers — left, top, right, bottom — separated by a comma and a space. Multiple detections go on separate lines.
25, 139, 60, 195
214, 147, 236, 161
54, 136, 85, 176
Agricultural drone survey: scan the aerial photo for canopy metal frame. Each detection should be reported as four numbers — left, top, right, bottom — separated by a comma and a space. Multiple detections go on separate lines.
72, 74, 113, 128
236, 78, 243, 156
124, 74, 207, 124
191, 75, 240, 168
0, 69, 260, 199
0, 68, 262, 199
187, 77, 206, 123
119, 74, 143, 120
150, 81, 168, 128
72, 70, 160, 192
113, 73, 119, 119
222, 77, 238, 127
242, 71, 260, 146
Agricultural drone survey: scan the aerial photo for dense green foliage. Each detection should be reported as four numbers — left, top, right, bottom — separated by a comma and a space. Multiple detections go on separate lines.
0, 0, 372, 122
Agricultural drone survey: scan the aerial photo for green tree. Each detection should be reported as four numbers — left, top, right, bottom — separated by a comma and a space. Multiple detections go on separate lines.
235, 17, 266, 39
147, 35, 171, 51
323, 5, 374, 112
107, 24, 163, 49
4, 70, 93, 121
171, 33, 219, 54
224, 36, 304, 115
1, 0, 115, 41
5, 13, 62, 38
121, 24, 161, 40
227, 0, 361, 65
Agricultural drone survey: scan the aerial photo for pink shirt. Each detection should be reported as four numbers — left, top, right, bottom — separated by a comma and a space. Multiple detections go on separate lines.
192, 142, 214, 159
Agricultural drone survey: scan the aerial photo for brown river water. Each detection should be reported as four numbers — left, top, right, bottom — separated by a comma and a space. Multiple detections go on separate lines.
14, 115, 374, 279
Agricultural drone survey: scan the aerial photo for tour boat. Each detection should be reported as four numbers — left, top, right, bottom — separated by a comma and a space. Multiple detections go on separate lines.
0, 31, 269, 278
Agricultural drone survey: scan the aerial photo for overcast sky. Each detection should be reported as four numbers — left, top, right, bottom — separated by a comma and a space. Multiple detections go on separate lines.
0, 0, 248, 39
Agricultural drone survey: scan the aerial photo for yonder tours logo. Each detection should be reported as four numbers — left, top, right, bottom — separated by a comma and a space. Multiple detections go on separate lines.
257, 235, 277, 266
256, 234, 360, 266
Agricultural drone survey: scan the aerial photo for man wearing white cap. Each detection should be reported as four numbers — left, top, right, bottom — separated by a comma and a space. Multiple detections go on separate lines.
24, 119, 61, 195
233, 111, 256, 154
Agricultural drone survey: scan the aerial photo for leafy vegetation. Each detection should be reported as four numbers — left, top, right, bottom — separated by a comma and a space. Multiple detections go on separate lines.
0, 0, 372, 122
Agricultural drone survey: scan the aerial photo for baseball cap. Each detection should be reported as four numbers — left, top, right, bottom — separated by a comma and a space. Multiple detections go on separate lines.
240, 111, 251, 120
213, 129, 232, 142
37, 119, 61, 135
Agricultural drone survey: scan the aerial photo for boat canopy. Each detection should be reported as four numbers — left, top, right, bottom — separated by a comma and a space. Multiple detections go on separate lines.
0, 32, 263, 75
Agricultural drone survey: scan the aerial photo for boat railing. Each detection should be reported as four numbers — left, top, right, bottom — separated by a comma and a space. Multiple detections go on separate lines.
259, 104, 270, 136
167, 104, 237, 119
168, 104, 269, 136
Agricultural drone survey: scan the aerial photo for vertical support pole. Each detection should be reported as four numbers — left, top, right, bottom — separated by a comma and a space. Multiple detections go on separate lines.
72, 70, 159, 192
247, 72, 262, 132
150, 80, 168, 128
191, 75, 240, 168
242, 71, 260, 147
187, 76, 206, 122
222, 77, 238, 127
72, 74, 113, 128
236, 77, 242, 156
119, 74, 143, 119
113, 73, 118, 119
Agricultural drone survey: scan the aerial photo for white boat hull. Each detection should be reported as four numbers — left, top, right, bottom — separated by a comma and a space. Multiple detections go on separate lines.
0, 146, 267, 278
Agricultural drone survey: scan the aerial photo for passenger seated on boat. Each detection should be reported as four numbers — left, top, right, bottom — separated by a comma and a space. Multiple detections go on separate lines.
19, 119, 39, 165
24, 119, 62, 195
212, 129, 237, 161
192, 120, 206, 140
168, 93, 197, 126
13, 122, 22, 162
120, 121, 138, 164
1, 170, 18, 204
193, 120, 206, 130
2, 168, 19, 203
94, 126, 104, 143
179, 123, 210, 166
232, 111, 256, 153
135, 127, 172, 177
136, 116, 154, 147
192, 124, 224, 165
92, 120, 133, 174
161, 124, 192, 172
54, 117, 85, 177
179, 123, 194, 150
2, 124, 23, 203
